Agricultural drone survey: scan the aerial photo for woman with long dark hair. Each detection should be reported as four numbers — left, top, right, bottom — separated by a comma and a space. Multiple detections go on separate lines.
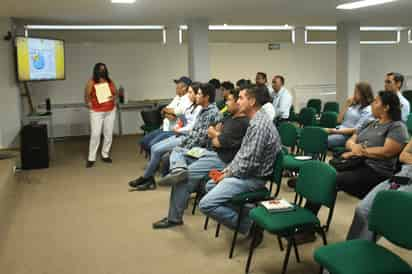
85, 63, 117, 168
325, 81, 374, 149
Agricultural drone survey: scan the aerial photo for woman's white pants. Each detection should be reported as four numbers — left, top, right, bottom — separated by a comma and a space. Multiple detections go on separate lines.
88, 108, 116, 161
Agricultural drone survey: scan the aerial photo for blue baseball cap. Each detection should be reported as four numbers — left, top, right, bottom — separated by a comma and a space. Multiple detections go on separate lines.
174, 76, 192, 86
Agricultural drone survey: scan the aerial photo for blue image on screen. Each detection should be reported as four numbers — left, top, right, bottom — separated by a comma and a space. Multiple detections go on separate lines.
31, 53, 45, 70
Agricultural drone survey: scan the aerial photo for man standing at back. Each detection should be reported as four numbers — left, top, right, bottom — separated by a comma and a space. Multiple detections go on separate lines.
385, 72, 410, 122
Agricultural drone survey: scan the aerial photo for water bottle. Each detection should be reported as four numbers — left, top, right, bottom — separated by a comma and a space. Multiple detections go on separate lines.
118, 85, 125, 104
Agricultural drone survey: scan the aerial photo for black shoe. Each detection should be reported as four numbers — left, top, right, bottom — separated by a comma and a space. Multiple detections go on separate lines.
157, 169, 188, 186
102, 157, 112, 163
86, 161, 95, 168
287, 178, 297, 189
136, 177, 156, 191
128, 177, 150, 188
152, 218, 183, 229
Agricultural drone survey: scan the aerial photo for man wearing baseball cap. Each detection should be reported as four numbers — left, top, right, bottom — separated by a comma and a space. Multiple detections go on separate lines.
140, 76, 193, 153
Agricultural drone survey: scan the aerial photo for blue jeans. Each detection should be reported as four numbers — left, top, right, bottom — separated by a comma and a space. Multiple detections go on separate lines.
327, 134, 349, 149
169, 147, 192, 171
167, 151, 226, 222
346, 180, 412, 241
199, 177, 266, 234
143, 135, 184, 178
140, 129, 174, 152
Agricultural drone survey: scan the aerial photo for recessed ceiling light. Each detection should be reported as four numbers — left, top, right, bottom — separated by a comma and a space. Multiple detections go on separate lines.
337, 0, 398, 10
111, 0, 136, 4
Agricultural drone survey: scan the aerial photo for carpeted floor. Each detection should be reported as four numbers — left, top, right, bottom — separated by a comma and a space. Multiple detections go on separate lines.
0, 135, 410, 274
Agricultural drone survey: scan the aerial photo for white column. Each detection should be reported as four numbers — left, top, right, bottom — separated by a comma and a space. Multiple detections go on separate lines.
187, 19, 210, 82
336, 21, 360, 105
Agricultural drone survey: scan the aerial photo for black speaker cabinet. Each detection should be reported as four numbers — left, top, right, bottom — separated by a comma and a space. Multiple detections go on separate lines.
21, 124, 49, 169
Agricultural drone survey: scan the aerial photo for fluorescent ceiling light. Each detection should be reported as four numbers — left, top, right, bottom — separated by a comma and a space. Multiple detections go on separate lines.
111, 0, 136, 3
409, 30, 412, 44
337, 0, 398, 10
208, 25, 294, 31
25, 25, 164, 30
360, 26, 404, 31
305, 26, 337, 31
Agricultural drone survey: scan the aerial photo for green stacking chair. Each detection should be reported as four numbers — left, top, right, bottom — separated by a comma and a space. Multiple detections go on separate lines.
323, 101, 339, 114
318, 111, 338, 129
298, 107, 316, 128
278, 122, 298, 154
314, 190, 412, 274
307, 99, 322, 115
282, 127, 328, 173
246, 161, 337, 274
402, 90, 412, 109
407, 113, 412, 136
204, 151, 284, 259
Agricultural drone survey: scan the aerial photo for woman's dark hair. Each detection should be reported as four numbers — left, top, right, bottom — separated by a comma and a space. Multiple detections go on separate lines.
378, 90, 401, 121
93, 62, 111, 83
236, 78, 252, 90
221, 81, 235, 91
256, 72, 267, 82
199, 83, 216, 103
355, 81, 374, 108
244, 84, 270, 107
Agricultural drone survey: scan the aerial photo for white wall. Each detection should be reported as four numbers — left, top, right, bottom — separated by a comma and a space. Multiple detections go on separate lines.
0, 18, 21, 148
361, 30, 412, 93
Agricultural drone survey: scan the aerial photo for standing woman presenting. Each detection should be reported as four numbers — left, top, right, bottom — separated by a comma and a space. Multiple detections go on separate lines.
85, 63, 117, 168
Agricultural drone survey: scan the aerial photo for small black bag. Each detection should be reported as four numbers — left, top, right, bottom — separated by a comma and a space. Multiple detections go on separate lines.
329, 156, 365, 172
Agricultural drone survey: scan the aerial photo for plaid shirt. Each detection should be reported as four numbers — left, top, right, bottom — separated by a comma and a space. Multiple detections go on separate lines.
227, 109, 281, 178
180, 103, 221, 150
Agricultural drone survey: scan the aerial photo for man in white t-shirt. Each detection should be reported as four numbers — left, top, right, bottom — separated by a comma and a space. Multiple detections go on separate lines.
140, 76, 192, 153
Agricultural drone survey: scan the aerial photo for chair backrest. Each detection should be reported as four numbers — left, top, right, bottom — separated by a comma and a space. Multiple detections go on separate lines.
296, 161, 337, 208
141, 109, 162, 126
278, 122, 298, 148
298, 107, 316, 127
299, 126, 328, 157
307, 99, 322, 115
369, 190, 412, 250
289, 105, 299, 122
402, 90, 412, 108
323, 101, 339, 113
319, 111, 338, 128
406, 113, 412, 136
272, 150, 284, 186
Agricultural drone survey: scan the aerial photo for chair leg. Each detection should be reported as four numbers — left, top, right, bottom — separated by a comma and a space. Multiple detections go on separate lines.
274, 183, 280, 198
204, 216, 209, 230
319, 228, 327, 245
229, 205, 243, 259
292, 238, 300, 263
319, 266, 324, 274
215, 223, 221, 238
281, 238, 293, 274
245, 226, 257, 274
277, 235, 284, 251
192, 191, 200, 215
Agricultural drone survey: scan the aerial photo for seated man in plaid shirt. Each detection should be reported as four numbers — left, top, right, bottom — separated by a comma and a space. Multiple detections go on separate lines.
199, 85, 281, 237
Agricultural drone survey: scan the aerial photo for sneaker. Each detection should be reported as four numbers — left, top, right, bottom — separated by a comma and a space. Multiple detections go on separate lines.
287, 178, 297, 189
86, 161, 95, 168
102, 157, 113, 163
128, 177, 149, 188
152, 217, 183, 229
136, 177, 157, 191
157, 169, 188, 186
